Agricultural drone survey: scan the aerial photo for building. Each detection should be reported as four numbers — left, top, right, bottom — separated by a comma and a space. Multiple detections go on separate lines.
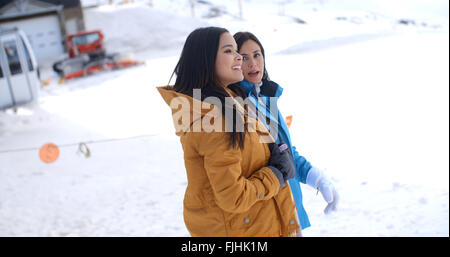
0, 0, 85, 61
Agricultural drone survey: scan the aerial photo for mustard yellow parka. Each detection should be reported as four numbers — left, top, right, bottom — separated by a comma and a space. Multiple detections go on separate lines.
157, 86, 300, 237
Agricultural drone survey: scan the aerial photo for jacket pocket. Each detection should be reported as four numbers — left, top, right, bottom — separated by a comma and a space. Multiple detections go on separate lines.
227, 201, 268, 236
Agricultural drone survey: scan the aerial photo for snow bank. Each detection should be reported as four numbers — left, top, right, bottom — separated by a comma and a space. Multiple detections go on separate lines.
82, 0, 448, 59
83, 3, 208, 58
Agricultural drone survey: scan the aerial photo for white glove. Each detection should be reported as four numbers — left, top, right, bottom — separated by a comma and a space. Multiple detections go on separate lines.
306, 166, 339, 214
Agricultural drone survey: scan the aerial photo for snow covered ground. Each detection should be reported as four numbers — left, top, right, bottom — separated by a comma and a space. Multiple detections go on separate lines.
0, 0, 448, 236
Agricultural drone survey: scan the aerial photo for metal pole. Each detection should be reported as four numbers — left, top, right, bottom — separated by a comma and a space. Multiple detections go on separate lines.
15, 33, 34, 102
238, 0, 243, 19
189, 0, 195, 18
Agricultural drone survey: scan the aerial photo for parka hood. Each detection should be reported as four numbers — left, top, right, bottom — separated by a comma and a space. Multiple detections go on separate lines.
157, 85, 220, 136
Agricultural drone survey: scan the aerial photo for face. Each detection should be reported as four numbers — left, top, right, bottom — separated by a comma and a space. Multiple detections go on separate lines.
239, 40, 264, 84
215, 32, 243, 87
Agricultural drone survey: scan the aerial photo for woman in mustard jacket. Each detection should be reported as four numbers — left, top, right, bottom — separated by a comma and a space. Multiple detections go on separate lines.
157, 27, 300, 236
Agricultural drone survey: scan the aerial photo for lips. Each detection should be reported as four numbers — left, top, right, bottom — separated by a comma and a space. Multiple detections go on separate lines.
248, 70, 260, 77
232, 65, 241, 71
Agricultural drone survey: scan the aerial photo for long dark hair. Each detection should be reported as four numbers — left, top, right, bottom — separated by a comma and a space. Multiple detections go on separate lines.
170, 27, 247, 149
233, 31, 270, 82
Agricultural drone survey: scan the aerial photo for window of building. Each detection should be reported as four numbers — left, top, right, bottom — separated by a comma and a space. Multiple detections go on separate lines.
4, 40, 22, 75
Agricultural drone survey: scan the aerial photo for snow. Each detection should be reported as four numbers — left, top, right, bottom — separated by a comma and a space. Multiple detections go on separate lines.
0, 0, 448, 236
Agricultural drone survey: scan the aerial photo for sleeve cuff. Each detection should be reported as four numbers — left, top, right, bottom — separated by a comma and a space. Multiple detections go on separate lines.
306, 166, 323, 189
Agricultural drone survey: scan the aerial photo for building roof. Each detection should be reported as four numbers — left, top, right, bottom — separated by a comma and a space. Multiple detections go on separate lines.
0, 0, 80, 20
0, 0, 80, 10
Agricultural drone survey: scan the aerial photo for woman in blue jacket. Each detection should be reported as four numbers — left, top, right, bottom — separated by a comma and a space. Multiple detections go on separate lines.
233, 32, 339, 231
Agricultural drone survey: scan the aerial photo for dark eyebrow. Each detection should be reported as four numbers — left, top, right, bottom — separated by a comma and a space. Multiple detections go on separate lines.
221, 44, 234, 49
240, 50, 261, 56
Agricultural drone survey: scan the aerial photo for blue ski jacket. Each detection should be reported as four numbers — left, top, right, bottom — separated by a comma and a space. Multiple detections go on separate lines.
239, 80, 312, 229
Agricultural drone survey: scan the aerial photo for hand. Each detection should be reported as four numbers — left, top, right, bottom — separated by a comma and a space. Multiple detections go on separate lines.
306, 167, 339, 214
268, 143, 295, 181
317, 176, 339, 214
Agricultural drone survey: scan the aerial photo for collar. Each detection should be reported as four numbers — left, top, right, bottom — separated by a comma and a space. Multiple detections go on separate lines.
254, 81, 263, 95
239, 80, 283, 98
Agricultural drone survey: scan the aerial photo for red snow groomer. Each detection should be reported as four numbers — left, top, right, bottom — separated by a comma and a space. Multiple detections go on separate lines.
53, 30, 142, 81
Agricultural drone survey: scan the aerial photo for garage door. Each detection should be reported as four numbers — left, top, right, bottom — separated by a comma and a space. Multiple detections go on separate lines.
0, 14, 64, 61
